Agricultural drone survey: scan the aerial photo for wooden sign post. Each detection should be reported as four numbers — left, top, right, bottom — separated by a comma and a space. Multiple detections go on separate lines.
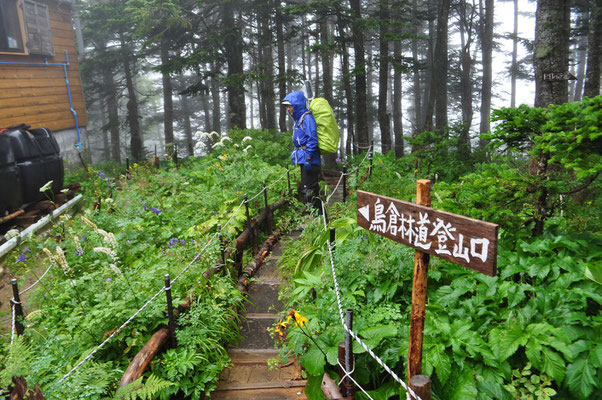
357, 181, 498, 388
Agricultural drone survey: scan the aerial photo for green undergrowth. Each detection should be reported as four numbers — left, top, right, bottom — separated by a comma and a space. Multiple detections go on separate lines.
276, 147, 601, 399
0, 128, 301, 399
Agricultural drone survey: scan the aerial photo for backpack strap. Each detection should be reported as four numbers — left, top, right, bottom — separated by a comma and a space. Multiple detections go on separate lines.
297, 111, 312, 133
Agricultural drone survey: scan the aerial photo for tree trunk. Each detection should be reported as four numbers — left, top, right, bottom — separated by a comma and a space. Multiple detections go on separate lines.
458, 1, 474, 161
532, 0, 570, 237
211, 69, 221, 133
335, 4, 355, 157
119, 31, 143, 161
223, 1, 246, 129
434, 1, 449, 134
320, 16, 333, 103
478, 0, 494, 148
572, 31, 587, 101
534, 0, 570, 107
393, 39, 404, 158
584, 0, 601, 98
378, 0, 391, 154
102, 66, 120, 163
276, 4, 288, 132
349, 0, 369, 151
180, 94, 193, 156
412, 0, 422, 137
161, 40, 174, 152
510, 0, 518, 107
423, 0, 451, 134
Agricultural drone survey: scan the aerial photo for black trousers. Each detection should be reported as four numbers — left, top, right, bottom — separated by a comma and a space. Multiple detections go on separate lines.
300, 164, 321, 212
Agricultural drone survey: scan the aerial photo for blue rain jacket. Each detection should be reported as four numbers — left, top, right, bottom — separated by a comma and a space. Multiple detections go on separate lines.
283, 91, 321, 166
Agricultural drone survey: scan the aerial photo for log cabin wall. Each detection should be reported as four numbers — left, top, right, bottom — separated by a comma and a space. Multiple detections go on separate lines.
0, 0, 88, 132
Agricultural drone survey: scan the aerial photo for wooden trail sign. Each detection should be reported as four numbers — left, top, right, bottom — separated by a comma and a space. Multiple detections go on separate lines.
357, 190, 498, 276
357, 182, 498, 389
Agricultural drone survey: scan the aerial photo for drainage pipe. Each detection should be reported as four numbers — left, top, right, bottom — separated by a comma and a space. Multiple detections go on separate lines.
0, 194, 83, 259
0, 50, 82, 148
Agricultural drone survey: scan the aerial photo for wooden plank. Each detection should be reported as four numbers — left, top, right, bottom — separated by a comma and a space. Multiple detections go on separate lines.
215, 380, 308, 391
119, 327, 170, 388
211, 387, 307, 399
357, 190, 498, 276
0, 67, 63, 80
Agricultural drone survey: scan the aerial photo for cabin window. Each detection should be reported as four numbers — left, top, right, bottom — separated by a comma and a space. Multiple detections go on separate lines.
0, 0, 54, 56
22, 0, 54, 56
0, 0, 25, 53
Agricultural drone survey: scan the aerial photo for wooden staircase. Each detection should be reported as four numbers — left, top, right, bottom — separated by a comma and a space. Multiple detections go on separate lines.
213, 234, 307, 400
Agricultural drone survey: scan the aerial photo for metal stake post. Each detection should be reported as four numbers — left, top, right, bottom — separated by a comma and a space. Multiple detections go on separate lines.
217, 224, 225, 267
287, 165, 292, 196
263, 182, 270, 234
11, 279, 24, 336
342, 166, 347, 203
164, 274, 177, 348
368, 140, 374, 178
344, 309, 355, 398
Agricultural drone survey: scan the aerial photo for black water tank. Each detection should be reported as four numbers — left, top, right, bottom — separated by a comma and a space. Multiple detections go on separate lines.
0, 135, 23, 216
1, 127, 64, 207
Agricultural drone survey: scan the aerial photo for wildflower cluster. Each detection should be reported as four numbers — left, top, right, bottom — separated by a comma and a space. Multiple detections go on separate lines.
274, 309, 309, 338
167, 237, 194, 248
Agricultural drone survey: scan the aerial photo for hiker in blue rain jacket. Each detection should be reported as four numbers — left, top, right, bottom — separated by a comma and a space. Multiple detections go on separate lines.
282, 91, 321, 212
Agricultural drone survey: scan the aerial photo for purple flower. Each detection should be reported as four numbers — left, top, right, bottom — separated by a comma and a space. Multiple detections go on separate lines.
152, 206, 162, 215
105, 277, 112, 283
143, 204, 147, 211
170, 238, 178, 246
191, 238, 195, 244
167, 242, 172, 248
98, 171, 107, 179
82, 236, 87, 242
180, 239, 186, 245
76, 249, 83, 256
25, 247, 31, 254
17, 253, 26, 262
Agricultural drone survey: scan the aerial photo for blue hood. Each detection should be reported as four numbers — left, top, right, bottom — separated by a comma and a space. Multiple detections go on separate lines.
283, 91, 308, 121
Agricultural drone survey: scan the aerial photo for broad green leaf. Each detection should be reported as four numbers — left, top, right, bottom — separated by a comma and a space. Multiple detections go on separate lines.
584, 263, 602, 285
566, 356, 597, 399
476, 380, 511, 400
428, 344, 451, 385
300, 346, 326, 376
540, 346, 566, 383
447, 366, 478, 400
496, 325, 528, 362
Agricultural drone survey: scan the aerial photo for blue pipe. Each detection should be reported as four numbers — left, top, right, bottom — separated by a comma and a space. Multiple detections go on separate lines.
0, 50, 81, 148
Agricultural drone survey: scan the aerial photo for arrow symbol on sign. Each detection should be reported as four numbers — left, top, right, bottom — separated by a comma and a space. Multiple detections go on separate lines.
358, 204, 370, 222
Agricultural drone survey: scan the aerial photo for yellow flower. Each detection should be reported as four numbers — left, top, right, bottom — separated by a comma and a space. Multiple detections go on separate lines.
289, 309, 308, 328
274, 321, 287, 337
217, 163, 224, 171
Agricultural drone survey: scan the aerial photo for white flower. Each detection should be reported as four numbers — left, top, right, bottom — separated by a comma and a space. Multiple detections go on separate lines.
39, 180, 53, 192
195, 141, 204, 149
234, 144, 240, 148
94, 247, 118, 261
55, 246, 70, 274
61, 188, 69, 194
242, 136, 252, 143
211, 131, 220, 138
221, 136, 231, 142
200, 131, 212, 139
212, 142, 224, 149
243, 145, 252, 152
109, 264, 122, 275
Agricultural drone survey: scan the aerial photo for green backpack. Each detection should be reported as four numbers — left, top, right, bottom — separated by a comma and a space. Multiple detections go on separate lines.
299, 98, 340, 154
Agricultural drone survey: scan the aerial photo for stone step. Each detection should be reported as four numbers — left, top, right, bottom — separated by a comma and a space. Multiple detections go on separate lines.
236, 313, 279, 349
246, 281, 283, 314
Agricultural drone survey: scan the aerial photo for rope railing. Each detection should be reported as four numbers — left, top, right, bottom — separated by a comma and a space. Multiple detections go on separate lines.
4, 167, 292, 390
319, 200, 422, 400
325, 145, 373, 204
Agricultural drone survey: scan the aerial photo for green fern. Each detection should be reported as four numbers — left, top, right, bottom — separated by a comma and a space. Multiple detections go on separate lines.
114, 374, 174, 400
0, 336, 33, 387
